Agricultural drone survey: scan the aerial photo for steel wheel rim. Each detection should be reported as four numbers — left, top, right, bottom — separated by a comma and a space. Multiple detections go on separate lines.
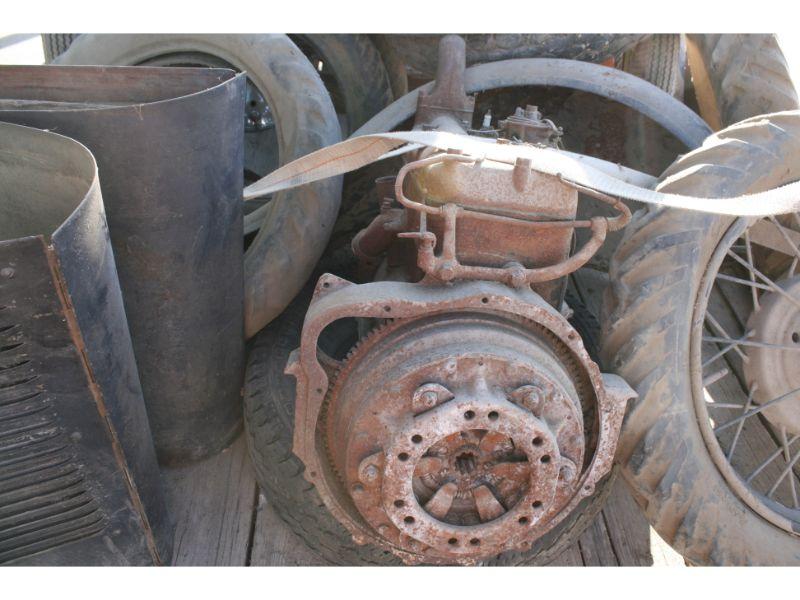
692, 214, 800, 534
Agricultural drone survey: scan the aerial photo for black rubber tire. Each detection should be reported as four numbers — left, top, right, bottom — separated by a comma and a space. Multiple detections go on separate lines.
621, 34, 685, 100
41, 33, 79, 62
245, 290, 616, 565
601, 112, 800, 565
55, 34, 343, 338
687, 34, 799, 129
369, 35, 409, 101
290, 35, 394, 133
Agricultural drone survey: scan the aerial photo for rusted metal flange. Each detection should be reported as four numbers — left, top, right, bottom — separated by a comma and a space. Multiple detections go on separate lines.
286, 276, 635, 564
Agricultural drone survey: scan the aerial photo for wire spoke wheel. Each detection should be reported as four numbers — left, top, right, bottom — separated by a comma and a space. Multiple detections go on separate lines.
694, 211, 800, 530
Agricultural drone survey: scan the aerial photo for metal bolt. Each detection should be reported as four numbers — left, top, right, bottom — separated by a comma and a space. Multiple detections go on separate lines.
421, 390, 438, 408
362, 464, 379, 483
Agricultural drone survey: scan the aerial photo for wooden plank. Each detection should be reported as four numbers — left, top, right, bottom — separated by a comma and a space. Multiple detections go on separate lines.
578, 511, 618, 566
249, 491, 326, 566
602, 478, 685, 566
600, 478, 655, 566
162, 435, 258, 566
546, 543, 584, 566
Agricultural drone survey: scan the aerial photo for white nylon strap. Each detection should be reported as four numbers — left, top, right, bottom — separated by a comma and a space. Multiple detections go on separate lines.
244, 130, 800, 217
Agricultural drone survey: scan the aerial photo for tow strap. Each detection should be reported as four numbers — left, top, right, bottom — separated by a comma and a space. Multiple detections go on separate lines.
244, 128, 800, 218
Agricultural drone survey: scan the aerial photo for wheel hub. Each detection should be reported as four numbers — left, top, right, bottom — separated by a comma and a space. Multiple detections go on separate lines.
325, 312, 587, 562
743, 275, 800, 435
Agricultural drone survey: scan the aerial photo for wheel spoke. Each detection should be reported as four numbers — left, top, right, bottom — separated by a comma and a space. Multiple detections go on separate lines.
424, 482, 457, 519
715, 273, 772, 292
745, 435, 799, 484
767, 215, 800, 262
779, 427, 800, 509
725, 385, 756, 461
767, 445, 800, 500
705, 312, 748, 362
702, 367, 729, 387
701, 335, 800, 353
472, 484, 506, 522
726, 249, 800, 311
714, 387, 800, 433
744, 229, 760, 311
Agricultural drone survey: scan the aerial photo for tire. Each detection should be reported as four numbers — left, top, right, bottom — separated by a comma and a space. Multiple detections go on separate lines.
41, 33, 79, 62
290, 35, 394, 133
369, 35, 409, 101
56, 34, 343, 338
687, 34, 799, 130
244, 290, 616, 565
601, 112, 800, 565
621, 34, 685, 100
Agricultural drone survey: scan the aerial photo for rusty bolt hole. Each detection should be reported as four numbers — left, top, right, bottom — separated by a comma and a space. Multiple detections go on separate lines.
532, 436, 543, 447
488, 411, 499, 421
469, 538, 480, 546
518, 516, 529, 525
411, 434, 423, 444
464, 410, 476, 420
448, 538, 458, 546
398, 452, 410, 461
383, 305, 392, 312
404, 516, 415, 524
322, 281, 330, 288
481, 297, 489, 304
793, 332, 800, 344
532, 500, 543, 509
540, 454, 551, 464
394, 499, 405, 508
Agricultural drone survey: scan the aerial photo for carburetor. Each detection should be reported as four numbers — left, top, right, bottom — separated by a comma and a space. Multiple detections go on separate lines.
284, 35, 636, 564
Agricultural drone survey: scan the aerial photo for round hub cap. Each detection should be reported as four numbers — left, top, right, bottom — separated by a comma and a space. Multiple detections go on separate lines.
743, 275, 800, 434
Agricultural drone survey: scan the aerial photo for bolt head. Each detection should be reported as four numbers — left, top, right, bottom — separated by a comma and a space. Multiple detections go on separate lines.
421, 390, 438, 408
362, 464, 380, 483
0, 267, 14, 279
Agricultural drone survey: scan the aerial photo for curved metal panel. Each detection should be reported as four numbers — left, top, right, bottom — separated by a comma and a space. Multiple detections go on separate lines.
0, 122, 167, 565
0, 65, 246, 465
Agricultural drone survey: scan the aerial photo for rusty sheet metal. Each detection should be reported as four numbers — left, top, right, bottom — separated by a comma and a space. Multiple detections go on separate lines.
285, 276, 636, 564
0, 65, 246, 465
0, 122, 168, 565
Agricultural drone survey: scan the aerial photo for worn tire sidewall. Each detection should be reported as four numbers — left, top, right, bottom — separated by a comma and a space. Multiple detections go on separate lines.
605, 114, 800, 564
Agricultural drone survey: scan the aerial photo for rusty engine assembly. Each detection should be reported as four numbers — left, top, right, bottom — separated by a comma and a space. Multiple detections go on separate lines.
284, 36, 637, 564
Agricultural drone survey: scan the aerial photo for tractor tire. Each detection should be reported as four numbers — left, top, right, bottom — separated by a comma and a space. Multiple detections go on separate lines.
41, 33, 79, 62
56, 34, 342, 338
289, 34, 394, 133
687, 34, 799, 130
601, 112, 800, 565
244, 289, 616, 565
621, 34, 685, 100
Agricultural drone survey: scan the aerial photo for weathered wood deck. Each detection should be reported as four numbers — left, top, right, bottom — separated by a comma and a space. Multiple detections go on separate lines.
160, 268, 685, 567
162, 435, 684, 566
